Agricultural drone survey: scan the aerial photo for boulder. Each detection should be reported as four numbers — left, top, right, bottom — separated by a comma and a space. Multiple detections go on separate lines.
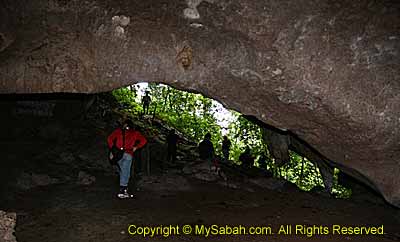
0, 211, 17, 242
76, 171, 96, 185
136, 174, 191, 192
17, 172, 60, 190
248, 178, 287, 191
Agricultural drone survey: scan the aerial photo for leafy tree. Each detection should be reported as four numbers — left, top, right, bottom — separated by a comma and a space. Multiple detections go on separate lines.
115, 83, 223, 146
225, 112, 265, 163
112, 83, 351, 198
112, 86, 141, 111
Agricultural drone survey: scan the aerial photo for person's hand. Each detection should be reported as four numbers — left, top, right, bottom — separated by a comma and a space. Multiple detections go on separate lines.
132, 147, 138, 153
109, 152, 114, 160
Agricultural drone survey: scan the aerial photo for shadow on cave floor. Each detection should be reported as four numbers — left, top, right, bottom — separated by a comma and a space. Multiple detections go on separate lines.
0, 98, 399, 242
2, 174, 400, 242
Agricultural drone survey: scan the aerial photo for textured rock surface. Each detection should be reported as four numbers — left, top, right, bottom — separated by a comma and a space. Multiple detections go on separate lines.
136, 174, 192, 192
0, 0, 399, 206
248, 178, 286, 191
76, 171, 96, 185
17, 172, 60, 190
0, 211, 17, 242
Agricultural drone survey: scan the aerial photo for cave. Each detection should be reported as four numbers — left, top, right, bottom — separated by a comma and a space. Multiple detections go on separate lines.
0, 0, 399, 241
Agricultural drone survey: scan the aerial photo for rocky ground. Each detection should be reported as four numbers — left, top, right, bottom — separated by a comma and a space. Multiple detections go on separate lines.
1, 173, 400, 242
0, 111, 399, 242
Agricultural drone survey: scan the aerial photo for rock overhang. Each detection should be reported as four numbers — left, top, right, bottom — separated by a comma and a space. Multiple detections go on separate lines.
0, 0, 399, 207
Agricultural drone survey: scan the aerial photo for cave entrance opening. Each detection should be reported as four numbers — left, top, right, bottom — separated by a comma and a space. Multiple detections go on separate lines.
107, 82, 352, 199
2, 86, 399, 242
0, 83, 353, 208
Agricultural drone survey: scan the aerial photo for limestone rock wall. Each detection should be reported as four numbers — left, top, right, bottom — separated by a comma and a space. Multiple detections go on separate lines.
0, 211, 17, 242
0, 0, 399, 207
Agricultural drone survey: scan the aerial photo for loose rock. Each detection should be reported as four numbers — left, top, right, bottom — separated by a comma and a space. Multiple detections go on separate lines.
77, 171, 96, 185
0, 211, 17, 242
17, 172, 59, 190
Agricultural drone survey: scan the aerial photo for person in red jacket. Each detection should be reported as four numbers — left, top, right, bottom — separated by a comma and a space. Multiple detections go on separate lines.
107, 120, 147, 199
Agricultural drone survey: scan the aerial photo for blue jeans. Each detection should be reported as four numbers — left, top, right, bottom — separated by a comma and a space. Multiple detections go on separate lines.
118, 152, 133, 187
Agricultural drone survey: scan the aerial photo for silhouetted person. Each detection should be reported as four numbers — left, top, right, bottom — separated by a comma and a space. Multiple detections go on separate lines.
257, 154, 269, 170
107, 120, 147, 199
239, 147, 254, 168
142, 91, 151, 115
198, 133, 215, 169
221, 136, 231, 162
166, 129, 179, 164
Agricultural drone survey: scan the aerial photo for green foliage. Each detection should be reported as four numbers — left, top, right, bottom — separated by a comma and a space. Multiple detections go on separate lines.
281, 151, 324, 191
332, 169, 352, 199
146, 83, 222, 146
226, 113, 264, 163
112, 86, 141, 111
113, 83, 222, 147
112, 83, 351, 199
277, 152, 351, 198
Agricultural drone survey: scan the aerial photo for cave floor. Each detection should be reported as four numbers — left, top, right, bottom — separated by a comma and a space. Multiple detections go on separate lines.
1, 172, 399, 242
0, 119, 399, 242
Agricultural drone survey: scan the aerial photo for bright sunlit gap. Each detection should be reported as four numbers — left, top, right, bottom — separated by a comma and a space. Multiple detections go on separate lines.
133, 82, 236, 135
112, 82, 352, 198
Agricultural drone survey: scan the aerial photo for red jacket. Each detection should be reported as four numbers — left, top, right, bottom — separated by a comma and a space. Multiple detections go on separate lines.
107, 128, 147, 156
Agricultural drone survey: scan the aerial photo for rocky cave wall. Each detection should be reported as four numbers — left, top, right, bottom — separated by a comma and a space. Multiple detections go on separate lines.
0, 0, 399, 206
0, 211, 17, 242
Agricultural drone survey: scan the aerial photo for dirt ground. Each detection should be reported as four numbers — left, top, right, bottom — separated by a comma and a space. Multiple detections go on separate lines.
0, 170, 399, 242
0, 118, 399, 242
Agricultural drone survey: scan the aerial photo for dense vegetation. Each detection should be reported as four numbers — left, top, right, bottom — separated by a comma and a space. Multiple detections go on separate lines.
112, 83, 351, 198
